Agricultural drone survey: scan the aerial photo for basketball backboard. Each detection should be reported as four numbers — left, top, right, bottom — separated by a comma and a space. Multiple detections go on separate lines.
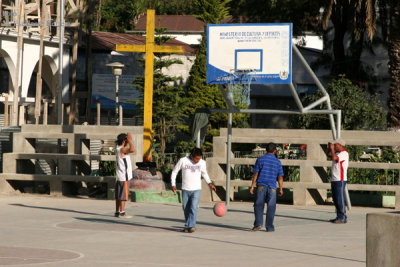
207, 23, 292, 84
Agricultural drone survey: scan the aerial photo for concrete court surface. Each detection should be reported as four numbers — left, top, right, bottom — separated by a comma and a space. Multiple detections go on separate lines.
0, 194, 389, 267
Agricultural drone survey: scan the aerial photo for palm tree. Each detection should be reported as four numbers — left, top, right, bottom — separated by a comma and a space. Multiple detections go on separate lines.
322, 0, 377, 80
386, 1, 400, 127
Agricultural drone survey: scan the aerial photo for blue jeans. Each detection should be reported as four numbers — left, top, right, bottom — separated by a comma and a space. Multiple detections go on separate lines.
182, 190, 201, 228
331, 181, 347, 222
254, 185, 277, 231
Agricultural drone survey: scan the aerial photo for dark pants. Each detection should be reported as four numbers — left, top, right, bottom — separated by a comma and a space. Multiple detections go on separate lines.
331, 181, 347, 222
253, 185, 277, 231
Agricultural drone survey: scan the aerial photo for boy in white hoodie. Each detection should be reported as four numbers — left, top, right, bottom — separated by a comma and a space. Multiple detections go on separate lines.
171, 148, 216, 233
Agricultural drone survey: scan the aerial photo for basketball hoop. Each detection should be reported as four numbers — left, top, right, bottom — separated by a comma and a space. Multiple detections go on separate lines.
226, 69, 256, 107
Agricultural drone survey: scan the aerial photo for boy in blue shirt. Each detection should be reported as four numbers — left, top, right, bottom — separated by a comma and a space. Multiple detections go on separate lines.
250, 142, 284, 232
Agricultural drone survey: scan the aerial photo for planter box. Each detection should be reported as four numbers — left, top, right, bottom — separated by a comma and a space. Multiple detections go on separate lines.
108, 188, 182, 203
382, 195, 395, 208
131, 190, 182, 203
349, 192, 395, 208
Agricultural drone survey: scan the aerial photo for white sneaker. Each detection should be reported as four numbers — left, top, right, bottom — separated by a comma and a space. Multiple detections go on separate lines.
118, 212, 132, 218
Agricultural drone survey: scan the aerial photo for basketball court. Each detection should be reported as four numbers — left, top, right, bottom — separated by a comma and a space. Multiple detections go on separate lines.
0, 194, 376, 266
0, 18, 363, 267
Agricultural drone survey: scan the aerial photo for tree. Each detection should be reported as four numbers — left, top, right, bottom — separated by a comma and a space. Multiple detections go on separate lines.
183, 0, 252, 150
289, 75, 386, 130
99, 0, 146, 32
133, 30, 186, 163
385, 1, 400, 127
156, 0, 198, 14
184, 36, 227, 141
230, 0, 324, 36
321, 0, 378, 85
97, 0, 199, 33
233, 1, 381, 92
195, 0, 231, 24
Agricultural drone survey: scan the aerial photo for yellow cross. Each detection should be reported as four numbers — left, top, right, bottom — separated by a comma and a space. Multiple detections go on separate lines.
116, 9, 184, 162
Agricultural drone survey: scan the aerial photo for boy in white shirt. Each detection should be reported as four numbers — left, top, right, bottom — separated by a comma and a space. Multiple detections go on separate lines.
326, 138, 349, 224
115, 133, 135, 218
171, 148, 216, 233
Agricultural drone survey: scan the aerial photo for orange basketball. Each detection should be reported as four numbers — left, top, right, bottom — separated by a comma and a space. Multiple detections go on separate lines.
213, 202, 226, 217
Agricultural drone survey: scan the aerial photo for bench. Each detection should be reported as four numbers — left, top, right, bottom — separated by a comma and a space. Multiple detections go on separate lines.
11, 125, 143, 164
0, 173, 116, 196
0, 125, 144, 196
3, 152, 115, 162
3, 153, 116, 174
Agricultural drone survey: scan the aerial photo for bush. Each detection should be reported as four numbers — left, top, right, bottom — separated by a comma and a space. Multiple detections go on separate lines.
290, 75, 386, 130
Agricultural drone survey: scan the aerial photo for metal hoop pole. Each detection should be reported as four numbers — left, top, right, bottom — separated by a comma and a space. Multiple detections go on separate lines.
225, 112, 233, 206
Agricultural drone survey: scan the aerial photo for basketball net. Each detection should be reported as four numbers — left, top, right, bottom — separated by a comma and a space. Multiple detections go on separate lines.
227, 69, 255, 107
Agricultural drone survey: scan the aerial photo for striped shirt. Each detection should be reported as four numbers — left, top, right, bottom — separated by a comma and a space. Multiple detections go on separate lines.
254, 153, 284, 188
